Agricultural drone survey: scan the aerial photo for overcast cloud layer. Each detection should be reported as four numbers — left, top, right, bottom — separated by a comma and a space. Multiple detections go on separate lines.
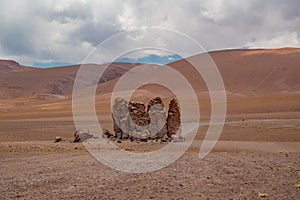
0, 0, 299, 66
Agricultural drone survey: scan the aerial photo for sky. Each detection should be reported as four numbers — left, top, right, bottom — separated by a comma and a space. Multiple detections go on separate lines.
0, 0, 299, 67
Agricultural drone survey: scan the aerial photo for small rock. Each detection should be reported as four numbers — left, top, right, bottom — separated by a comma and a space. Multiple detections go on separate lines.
102, 129, 114, 139
54, 136, 62, 143
73, 129, 93, 142
171, 135, 185, 142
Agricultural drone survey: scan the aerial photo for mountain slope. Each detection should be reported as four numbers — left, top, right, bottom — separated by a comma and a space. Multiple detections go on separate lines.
169, 48, 300, 94
0, 62, 139, 99
0, 60, 32, 73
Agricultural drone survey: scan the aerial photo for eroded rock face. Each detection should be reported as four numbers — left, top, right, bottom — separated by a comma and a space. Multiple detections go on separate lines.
147, 97, 163, 112
111, 97, 182, 142
148, 97, 167, 139
129, 102, 150, 126
128, 102, 150, 140
167, 98, 181, 138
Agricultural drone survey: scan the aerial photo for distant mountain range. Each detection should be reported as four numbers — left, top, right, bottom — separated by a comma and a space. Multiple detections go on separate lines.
0, 48, 299, 101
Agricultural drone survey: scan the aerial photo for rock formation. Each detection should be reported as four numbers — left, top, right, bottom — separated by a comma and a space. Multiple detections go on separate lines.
111, 97, 182, 142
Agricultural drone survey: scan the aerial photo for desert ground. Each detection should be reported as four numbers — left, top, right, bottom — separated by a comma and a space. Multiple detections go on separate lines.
0, 48, 299, 199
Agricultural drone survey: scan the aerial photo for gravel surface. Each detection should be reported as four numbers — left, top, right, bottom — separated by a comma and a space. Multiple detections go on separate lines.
1, 142, 299, 199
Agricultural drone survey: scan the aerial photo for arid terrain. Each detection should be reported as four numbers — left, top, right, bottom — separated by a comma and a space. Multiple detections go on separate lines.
0, 48, 299, 199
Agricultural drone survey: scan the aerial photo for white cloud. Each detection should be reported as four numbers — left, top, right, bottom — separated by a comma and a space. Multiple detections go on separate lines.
245, 32, 299, 48
0, 0, 299, 66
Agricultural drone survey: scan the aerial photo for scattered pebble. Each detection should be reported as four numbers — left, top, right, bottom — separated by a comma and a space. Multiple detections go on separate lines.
258, 192, 268, 197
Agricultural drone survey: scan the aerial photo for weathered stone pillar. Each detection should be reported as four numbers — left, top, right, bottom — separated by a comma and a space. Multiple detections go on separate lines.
166, 98, 181, 138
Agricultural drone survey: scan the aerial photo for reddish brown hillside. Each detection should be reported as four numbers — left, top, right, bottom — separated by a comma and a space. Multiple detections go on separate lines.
170, 48, 300, 94
0, 62, 139, 99
0, 60, 32, 73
